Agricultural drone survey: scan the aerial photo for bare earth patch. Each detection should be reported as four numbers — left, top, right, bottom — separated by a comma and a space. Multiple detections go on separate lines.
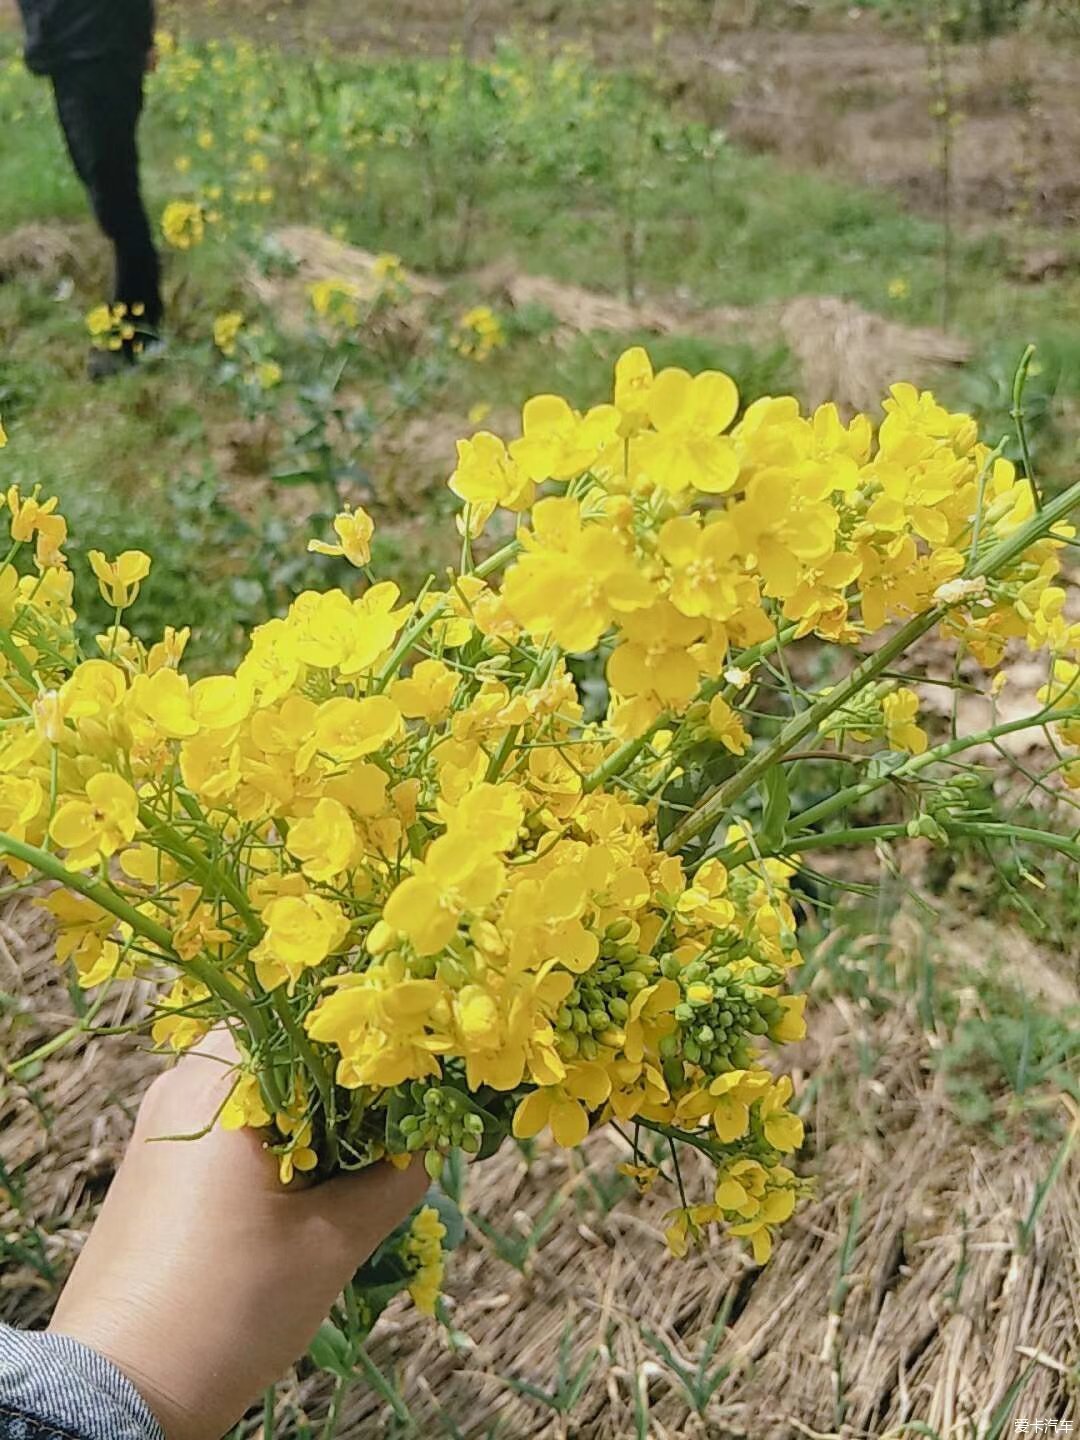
0, 221, 92, 285
776, 294, 972, 414
482, 263, 972, 415
245, 224, 444, 339
694, 27, 1080, 229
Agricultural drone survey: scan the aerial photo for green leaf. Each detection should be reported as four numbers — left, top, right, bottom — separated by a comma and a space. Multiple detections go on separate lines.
564, 1349, 599, 1409
502, 1376, 557, 1408
384, 1088, 412, 1153
270, 467, 322, 487
308, 1320, 353, 1379
426, 1186, 466, 1251
353, 1276, 411, 1321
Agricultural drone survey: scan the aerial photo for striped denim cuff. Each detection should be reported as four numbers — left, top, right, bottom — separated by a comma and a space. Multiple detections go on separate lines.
0, 1326, 163, 1440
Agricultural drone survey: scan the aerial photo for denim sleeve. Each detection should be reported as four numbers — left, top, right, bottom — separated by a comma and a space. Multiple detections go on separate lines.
0, 1327, 163, 1440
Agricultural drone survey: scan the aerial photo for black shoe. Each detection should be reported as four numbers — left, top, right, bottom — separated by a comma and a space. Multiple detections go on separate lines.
87, 346, 133, 382
135, 335, 168, 366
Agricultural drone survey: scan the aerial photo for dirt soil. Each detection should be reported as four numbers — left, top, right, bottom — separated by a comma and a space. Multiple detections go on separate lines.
683, 26, 1080, 229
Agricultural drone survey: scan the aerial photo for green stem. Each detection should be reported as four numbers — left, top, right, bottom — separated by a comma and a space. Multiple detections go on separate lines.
319, 1374, 351, 1440
353, 1347, 413, 1427
0, 829, 283, 1106
966, 472, 1078, 578
742, 821, 1080, 868
0, 830, 174, 947
269, 986, 336, 1147
963, 438, 1007, 575
583, 728, 656, 794
179, 956, 280, 1061
370, 576, 435, 692
0, 626, 36, 687
139, 803, 263, 941
485, 723, 520, 783
485, 646, 556, 783
635, 1117, 722, 1164
663, 607, 944, 853
787, 706, 1080, 838
372, 538, 521, 692
662, 476, 1080, 855
1011, 343, 1040, 513
946, 821, 1080, 864
5, 987, 110, 1077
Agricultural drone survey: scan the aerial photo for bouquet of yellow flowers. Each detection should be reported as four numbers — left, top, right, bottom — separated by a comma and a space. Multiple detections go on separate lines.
1, 351, 1077, 1312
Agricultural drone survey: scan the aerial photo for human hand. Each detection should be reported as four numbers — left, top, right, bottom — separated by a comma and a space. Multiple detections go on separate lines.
48, 1033, 426, 1440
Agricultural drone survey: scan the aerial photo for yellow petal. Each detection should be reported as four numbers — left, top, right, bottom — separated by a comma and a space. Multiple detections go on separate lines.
550, 1097, 589, 1147
512, 1089, 551, 1140
688, 370, 739, 433
764, 1112, 805, 1153
714, 1179, 749, 1211
647, 367, 692, 430
760, 1188, 797, 1224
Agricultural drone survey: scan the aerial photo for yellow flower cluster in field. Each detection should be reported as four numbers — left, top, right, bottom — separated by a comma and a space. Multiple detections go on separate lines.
403, 1205, 447, 1315
451, 306, 507, 363
0, 351, 1076, 1272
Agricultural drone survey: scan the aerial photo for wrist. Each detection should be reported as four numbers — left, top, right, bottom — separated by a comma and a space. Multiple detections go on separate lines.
47, 1315, 201, 1440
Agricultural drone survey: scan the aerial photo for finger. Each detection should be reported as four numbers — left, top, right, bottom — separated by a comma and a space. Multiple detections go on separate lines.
185, 1025, 243, 1069
300, 1158, 429, 1244
133, 1029, 244, 1141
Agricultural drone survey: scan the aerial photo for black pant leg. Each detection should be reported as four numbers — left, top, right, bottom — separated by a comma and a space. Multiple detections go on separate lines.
51, 60, 163, 329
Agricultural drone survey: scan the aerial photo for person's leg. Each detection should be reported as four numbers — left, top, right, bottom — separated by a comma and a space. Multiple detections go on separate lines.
51, 60, 163, 334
